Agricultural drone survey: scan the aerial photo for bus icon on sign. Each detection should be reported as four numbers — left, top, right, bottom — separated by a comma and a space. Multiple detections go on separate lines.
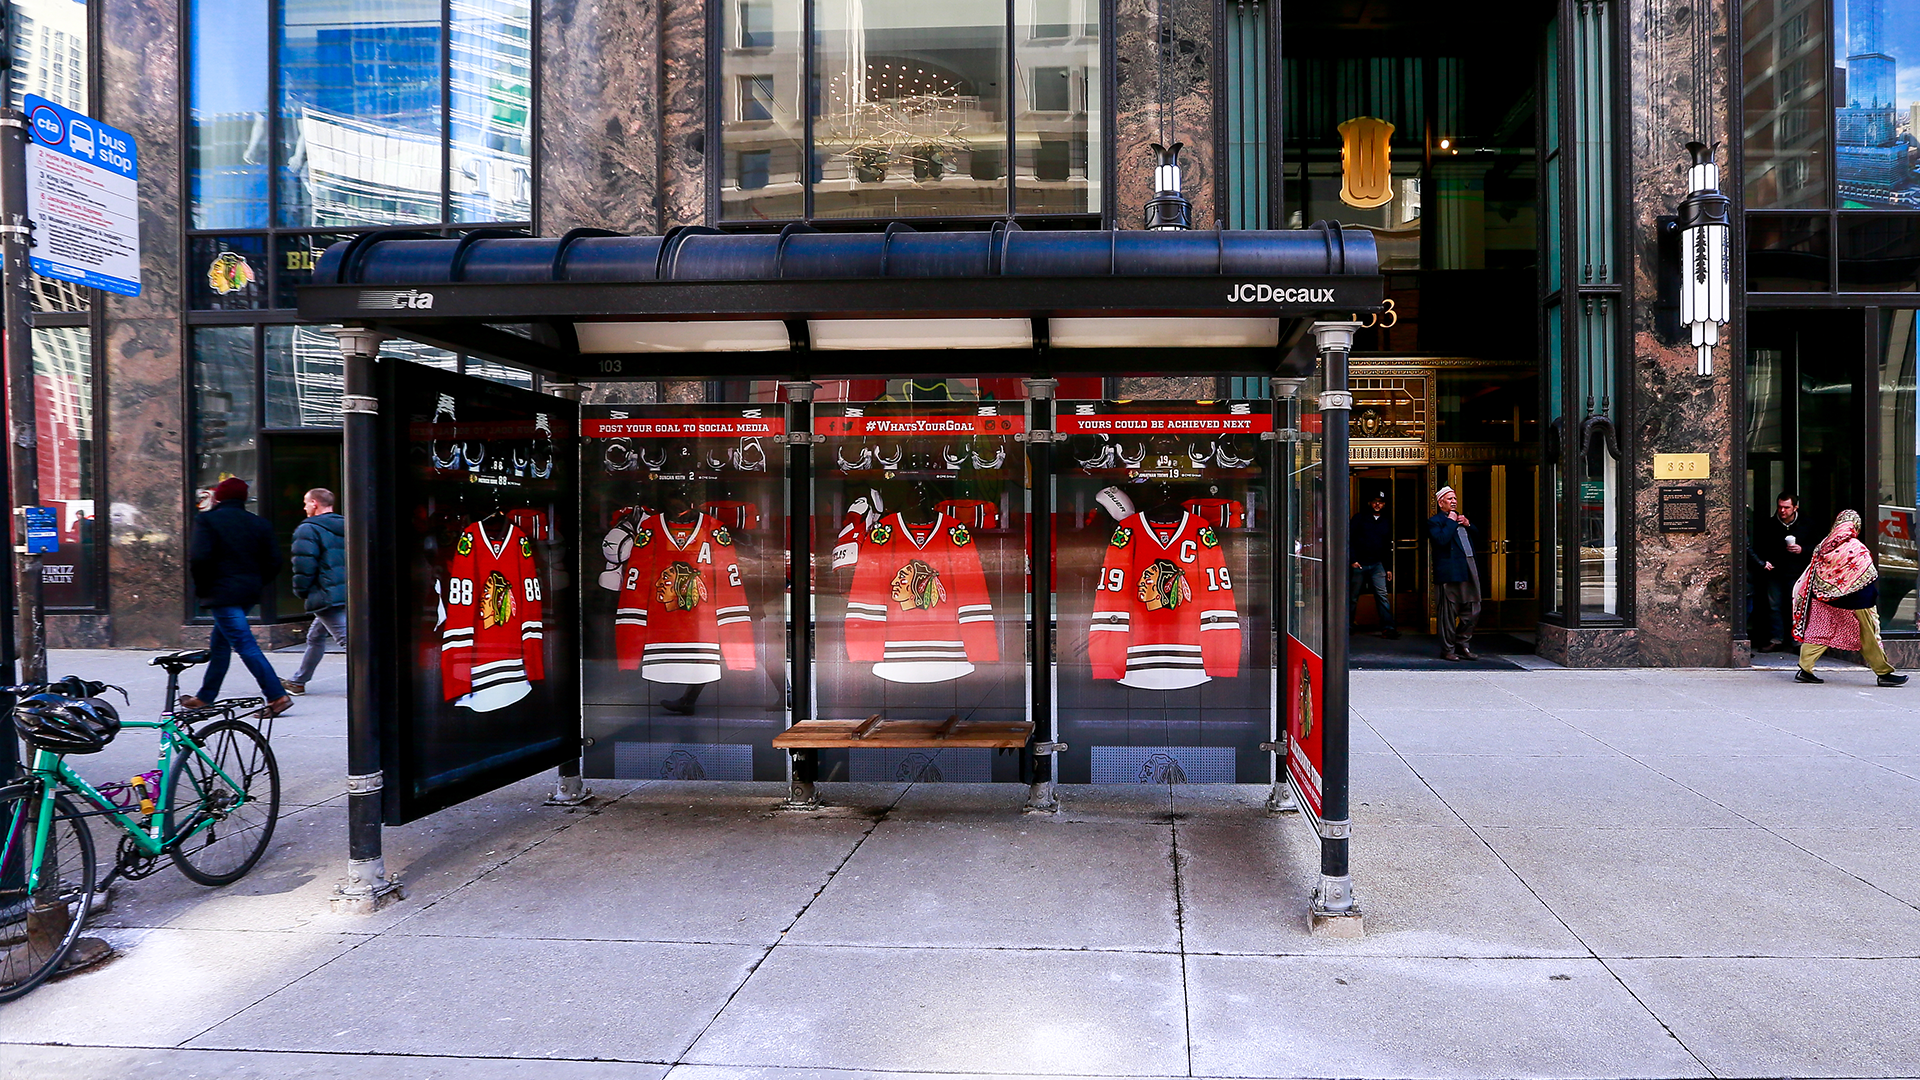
67, 119, 95, 159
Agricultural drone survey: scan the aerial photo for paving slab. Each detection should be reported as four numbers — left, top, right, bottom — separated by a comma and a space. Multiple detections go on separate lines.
1401, 752, 1754, 829
1350, 673, 1534, 713
784, 818, 1179, 950
1364, 710, 1621, 757
666, 1070, 1194, 1080
1179, 823, 1589, 958
1347, 752, 1468, 827
684, 945, 1188, 1076
1484, 825, 1920, 957
0, 1045, 667, 1080
1773, 827, 1920, 908
1495, 674, 1735, 714
191, 936, 762, 1061
1612, 957, 1920, 1078
1631, 751, 1920, 832
395, 796, 874, 945
0, 927, 367, 1046
893, 782, 1175, 826
1185, 954, 1707, 1079
1553, 708, 1825, 759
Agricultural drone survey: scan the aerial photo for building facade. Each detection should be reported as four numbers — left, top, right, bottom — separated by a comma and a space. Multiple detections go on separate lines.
13, 0, 1914, 669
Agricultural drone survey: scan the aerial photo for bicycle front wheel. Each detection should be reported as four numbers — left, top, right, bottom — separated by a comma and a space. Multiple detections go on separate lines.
166, 719, 281, 886
0, 787, 98, 1003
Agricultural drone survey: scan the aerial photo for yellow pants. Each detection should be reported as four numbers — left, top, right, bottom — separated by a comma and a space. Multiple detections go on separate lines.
1800, 607, 1895, 676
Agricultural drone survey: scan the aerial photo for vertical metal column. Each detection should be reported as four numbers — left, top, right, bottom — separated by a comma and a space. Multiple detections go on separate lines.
781, 380, 818, 808
541, 380, 592, 807
332, 328, 404, 913
0, 107, 45, 688
1265, 376, 1303, 815
1310, 321, 1363, 932
1021, 378, 1059, 812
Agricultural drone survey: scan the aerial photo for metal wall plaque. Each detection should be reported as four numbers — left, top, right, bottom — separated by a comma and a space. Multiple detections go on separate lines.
1657, 485, 1707, 533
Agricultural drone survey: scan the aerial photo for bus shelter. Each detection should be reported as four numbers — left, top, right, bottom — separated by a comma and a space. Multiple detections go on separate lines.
297, 221, 1379, 932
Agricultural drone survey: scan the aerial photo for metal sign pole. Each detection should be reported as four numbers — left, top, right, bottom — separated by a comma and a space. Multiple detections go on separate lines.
0, 107, 44, 688
1310, 320, 1363, 935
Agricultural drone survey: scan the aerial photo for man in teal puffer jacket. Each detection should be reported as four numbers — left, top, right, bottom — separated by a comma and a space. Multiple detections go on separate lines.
284, 488, 347, 694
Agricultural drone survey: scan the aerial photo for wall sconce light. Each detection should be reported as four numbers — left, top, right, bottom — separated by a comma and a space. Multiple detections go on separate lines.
1338, 116, 1395, 209
1144, 142, 1192, 230
1678, 141, 1730, 376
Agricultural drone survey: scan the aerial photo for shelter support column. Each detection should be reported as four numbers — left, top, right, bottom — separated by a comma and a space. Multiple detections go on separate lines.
1, 107, 43, 688
1310, 321, 1363, 937
542, 380, 593, 807
781, 381, 819, 809
1022, 378, 1060, 813
332, 328, 405, 914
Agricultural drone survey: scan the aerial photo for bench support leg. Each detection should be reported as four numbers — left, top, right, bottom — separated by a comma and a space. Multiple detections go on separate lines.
781, 749, 821, 810
1020, 742, 1058, 814
546, 756, 591, 806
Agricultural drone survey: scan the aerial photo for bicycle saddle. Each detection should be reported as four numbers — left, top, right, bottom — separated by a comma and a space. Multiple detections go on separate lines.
150, 649, 212, 673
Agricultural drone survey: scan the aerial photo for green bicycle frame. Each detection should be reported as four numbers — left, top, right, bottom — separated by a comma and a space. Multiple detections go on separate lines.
3, 716, 254, 893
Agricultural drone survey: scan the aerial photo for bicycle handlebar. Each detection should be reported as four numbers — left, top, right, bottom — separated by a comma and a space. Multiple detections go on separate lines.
0, 676, 129, 703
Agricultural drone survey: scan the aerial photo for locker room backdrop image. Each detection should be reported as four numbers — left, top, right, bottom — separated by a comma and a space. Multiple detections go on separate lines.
579, 404, 791, 782
811, 402, 1030, 784
393, 364, 580, 810
1053, 400, 1275, 786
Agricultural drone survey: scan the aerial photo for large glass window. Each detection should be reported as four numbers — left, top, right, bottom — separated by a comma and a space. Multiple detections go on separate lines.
450, 0, 533, 222
193, 327, 260, 501
1877, 309, 1917, 633
1834, 0, 1920, 209
1743, 0, 1830, 209
33, 328, 97, 610
189, 0, 270, 229
720, 0, 1099, 221
6, 0, 87, 112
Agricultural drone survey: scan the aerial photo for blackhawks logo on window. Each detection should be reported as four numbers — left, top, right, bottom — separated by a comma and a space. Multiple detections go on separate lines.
869, 523, 894, 546
1138, 558, 1191, 611
1199, 526, 1220, 548
480, 569, 515, 628
656, 560, 708, 611
891, 558, 947, 610
713, 526, 733, 546
949, 524, 971, 546
1110, 526, 1133, 548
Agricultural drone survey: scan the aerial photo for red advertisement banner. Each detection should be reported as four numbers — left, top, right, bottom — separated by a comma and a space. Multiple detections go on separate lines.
583, 417, 785, 438
814, 414, 1026, 436
1056, 413, 1273, 434
1285, 633, 1325, 820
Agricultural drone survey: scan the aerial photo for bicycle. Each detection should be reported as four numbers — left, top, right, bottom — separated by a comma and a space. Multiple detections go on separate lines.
0, 650, 282, 1001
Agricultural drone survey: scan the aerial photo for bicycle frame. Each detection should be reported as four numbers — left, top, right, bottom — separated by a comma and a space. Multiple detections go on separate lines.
2, 717, 253, 893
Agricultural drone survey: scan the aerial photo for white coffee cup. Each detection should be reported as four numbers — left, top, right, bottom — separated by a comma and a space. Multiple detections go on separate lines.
1785, 534, 1796, 546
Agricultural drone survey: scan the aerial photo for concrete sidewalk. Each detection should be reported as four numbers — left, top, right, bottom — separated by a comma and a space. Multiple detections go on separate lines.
5, 649, 1920, 1079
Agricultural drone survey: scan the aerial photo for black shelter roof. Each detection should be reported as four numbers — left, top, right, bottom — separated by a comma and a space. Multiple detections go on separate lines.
299, 221, 1383, 378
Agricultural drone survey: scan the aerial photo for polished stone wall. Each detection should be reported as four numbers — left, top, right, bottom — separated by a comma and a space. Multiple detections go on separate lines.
1112, 0, 1216, 229
1612, 0, 1739, 668
89, 0, 186, 647
660, 0, 709, 228
539, 0, 663, 235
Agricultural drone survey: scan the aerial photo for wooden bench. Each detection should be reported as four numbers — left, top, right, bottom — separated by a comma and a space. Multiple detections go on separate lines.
772, 714, 1035, 750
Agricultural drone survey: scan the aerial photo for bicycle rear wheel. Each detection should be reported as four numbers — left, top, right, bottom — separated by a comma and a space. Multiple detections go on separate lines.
0, 787, 97, 1003
166, 719, 281, 886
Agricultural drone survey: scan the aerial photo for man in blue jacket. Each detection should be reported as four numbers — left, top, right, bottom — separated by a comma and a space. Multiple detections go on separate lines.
1427, 485, 1481, 661
283, 488, 347, 695
182, 477, 292, 714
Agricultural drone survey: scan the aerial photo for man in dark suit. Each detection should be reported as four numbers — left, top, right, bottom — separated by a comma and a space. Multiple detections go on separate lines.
1751, 492, 1812, 651
181, 477, 292, 715
1349, 490, 1399, 638
1428, 485, 1481, 661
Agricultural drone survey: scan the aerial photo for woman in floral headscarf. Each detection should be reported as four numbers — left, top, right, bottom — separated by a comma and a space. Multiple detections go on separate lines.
1792, 510, 1908, 686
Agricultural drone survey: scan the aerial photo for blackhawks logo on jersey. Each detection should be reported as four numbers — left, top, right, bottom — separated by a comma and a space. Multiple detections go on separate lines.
1138, 558, 1191, 611
520, 537, 534, 558
480, 569, 515, 629
869, 523, 894, 546
632, 527, 653, 548
656, 560, 709, 611
890, 558, 947, 611
949, 524, 971, 546
457, 532, 474, 556
1110, 526, 1133, 549
713, 526, 733, 546
1199, 526, 1220, 548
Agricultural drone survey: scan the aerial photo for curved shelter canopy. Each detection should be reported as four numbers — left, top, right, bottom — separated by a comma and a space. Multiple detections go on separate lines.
299, 222, 1384, 378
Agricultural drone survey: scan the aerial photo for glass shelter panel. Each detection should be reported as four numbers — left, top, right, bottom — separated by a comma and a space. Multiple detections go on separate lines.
1880, 309, 1917, 634
1054, 400, 1273, 785
580, 405, 790, 782
812, 401, 1027, 783
1284, 378, 1325, 816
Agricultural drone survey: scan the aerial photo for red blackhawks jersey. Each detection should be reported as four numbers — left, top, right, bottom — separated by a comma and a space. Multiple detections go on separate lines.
442, 521, 546, 710
846, 512, 998, 683
616, 513, 754, 684
1090, 512, 1240, 690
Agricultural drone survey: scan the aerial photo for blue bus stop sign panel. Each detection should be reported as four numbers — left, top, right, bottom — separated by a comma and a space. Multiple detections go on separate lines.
23, 94, 141, 297
23, 507, 58, 555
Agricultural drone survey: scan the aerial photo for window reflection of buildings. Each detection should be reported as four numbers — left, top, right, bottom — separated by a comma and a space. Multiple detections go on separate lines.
6, 0, 87, 112
1836, 0, 1920, 208
1741, 0, 1828, 208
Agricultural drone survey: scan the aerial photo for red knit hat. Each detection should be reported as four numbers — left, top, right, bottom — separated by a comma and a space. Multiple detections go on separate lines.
212, 477, 249, 503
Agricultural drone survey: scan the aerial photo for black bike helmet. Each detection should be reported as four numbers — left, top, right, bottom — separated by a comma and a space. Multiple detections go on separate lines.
14, 693, 121, 755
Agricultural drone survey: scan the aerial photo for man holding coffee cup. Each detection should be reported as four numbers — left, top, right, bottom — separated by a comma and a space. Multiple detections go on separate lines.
1752, 492, 1814, 652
